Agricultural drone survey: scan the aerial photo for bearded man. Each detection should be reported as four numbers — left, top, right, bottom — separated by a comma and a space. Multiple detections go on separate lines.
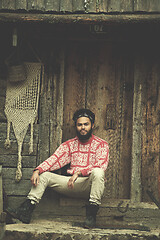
6, 109, 109, 228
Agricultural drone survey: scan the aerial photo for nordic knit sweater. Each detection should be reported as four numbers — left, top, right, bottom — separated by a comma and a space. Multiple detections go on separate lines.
36, 134, 109, 176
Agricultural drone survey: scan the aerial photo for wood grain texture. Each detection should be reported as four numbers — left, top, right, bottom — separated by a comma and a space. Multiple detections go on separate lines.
0, 155, 36, 168
0, 96, 6, 122
97, 0, 107, 12
16, 0, 27, 10
134, 0, 160, 12
3, 178, 31, 195
107, 0, 133, 12
1, 0, 16, 9
87, 0, 97, 13
45, 0, 59, 11
141, 53, 160, 201
0, 165, 2, 212
0, 0, 160, 12
131, 55, 144, 202
49, 46, 65, 155
113, 44, 133, 199
60, 0, 72, 12
27, 0, 45, 11
63, 42, 86, 142
72, 0, 84, 12
37, 70, 50, 165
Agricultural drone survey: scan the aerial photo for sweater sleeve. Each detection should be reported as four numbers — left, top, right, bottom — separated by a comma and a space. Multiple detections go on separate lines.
35, 142, 71, 174
80, 142, 109, 176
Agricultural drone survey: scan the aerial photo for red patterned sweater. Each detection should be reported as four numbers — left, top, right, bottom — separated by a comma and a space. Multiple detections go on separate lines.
36, 134, 109, 176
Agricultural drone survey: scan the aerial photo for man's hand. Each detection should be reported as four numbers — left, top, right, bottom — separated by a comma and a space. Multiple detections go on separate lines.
30, 170, 40, 187
67, 172, 81, 189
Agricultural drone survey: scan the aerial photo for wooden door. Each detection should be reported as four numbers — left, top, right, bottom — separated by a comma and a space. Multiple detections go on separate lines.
63, 41, 134, 199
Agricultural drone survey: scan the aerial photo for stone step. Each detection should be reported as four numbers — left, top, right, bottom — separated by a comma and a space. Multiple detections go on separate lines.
4, 219, 160, 240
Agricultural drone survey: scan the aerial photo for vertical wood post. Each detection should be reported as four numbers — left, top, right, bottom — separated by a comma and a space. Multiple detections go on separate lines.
50, 48, 65, 151
131, 61, 144, 202
0, 166, 2, 213
0, 165, 6, 240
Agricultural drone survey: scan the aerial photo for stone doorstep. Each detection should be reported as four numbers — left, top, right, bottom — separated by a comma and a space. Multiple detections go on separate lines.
4, 219, 160, 240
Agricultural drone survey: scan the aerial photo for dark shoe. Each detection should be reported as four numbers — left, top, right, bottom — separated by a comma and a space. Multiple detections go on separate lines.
84, 203, 99, 228
5, 199, 35, 224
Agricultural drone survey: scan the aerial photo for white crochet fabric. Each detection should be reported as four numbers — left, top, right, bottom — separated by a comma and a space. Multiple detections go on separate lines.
4, 62, 42, 181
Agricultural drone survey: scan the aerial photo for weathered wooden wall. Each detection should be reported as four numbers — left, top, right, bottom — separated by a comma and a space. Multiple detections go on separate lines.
0, 23, 160, 212
0, 0, 160, 13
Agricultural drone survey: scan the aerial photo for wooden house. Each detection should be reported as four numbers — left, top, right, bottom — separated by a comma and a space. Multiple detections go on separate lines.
0, 0, 160, 228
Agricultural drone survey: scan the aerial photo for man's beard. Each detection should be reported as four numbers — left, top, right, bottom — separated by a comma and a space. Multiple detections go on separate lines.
76, 128, 93, 141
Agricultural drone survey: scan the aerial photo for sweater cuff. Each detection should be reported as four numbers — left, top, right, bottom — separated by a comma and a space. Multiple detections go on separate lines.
34, 167, 43, 174
80, 169, 88, 176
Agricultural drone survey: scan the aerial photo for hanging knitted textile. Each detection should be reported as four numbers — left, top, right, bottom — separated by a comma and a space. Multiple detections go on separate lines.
4, 62, 42, 182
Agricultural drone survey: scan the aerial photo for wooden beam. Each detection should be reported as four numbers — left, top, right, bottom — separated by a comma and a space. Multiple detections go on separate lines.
0, 13, 160, 24
0, 165, 2, 212
50, 47, 65, 153
130, 57, 144, 202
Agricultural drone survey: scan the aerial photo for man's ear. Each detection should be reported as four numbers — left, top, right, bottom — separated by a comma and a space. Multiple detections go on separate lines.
92, 123, 95, 129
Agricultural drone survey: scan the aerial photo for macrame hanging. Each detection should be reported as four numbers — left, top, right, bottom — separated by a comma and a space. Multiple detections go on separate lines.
4, 62, 42, 182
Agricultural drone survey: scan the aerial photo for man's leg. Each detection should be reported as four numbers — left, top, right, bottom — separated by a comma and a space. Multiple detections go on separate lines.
28, 171, 90, 202
84, 168, 105, 228
6, 169, 105, 225
88, 168, 105, 205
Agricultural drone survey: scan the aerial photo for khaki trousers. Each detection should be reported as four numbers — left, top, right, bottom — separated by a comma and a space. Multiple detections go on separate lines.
28, 168, 105, 205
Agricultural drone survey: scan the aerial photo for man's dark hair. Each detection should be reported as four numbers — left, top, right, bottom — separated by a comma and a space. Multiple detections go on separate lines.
73, 109, 95, 125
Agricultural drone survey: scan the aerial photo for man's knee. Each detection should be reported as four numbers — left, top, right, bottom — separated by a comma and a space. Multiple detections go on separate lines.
90, 168, 105, 179
39, 172, 52, 185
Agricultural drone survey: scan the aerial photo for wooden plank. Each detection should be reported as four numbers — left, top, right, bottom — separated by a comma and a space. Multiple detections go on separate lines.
72, 0, 84, 12
0, 123, 39, 143
1, 0, 16, 9
27, 0, 45, 11
2, 167, 33, 180
0, 155, 36, 168
134, 0, 160, 12
108, 0, 133, 12
0, 78, 7, 97
114, 44, 133, 199
130, 55, 144, 203
87, 0, 97, 13
60, 0, 72, 12
63, 42, 86, 142
3, 179, 31, 196
37, 68, 50, 165
0, 142, 37, 156
49, 46, 65, 154
141, 59, 160, 201
97, 0, 107, 12
45, 0, 59, 11
0, 96, 6, 122
1, 13, 160, 24
0, 166, 2, 213
15, 0, 27, 10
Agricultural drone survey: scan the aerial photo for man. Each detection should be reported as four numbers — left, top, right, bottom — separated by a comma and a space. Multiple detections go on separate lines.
7, 109, 109, 228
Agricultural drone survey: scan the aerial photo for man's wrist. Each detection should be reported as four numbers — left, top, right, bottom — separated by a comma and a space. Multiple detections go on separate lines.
34, 169, 40, 174
75, 171, 81, 177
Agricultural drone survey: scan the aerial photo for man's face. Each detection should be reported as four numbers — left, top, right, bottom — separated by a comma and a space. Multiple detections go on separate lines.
76, 117, 94, 141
